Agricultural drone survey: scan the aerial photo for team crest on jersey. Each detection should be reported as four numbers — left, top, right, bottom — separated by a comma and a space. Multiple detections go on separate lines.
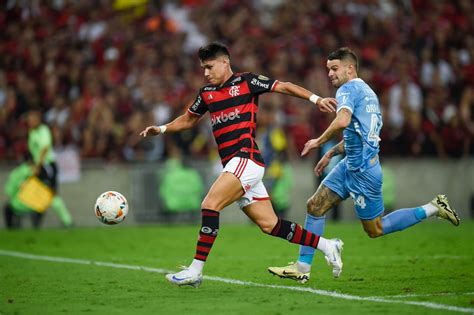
229, 85, 240, 97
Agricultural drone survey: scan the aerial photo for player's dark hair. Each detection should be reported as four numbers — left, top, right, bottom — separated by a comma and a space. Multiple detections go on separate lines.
328, 47, 359, 72
198, 42, 230, 61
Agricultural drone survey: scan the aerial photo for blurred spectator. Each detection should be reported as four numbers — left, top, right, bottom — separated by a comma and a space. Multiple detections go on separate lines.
460, 85, 474, 154
387, 63, 423, 137
0, 0, 472, 162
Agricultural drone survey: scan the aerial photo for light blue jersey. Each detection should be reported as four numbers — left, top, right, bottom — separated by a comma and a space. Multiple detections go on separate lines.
322, 78, 385, 220
336, 78, 382, 171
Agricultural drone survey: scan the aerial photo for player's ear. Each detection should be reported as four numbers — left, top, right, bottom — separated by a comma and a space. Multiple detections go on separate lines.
348, 64, 355, 75
222, 55, 230, 65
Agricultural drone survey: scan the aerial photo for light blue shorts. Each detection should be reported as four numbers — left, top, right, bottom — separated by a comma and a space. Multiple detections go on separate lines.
322, 158, 384, 220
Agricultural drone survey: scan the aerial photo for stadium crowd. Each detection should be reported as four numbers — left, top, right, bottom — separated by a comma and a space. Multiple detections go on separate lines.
1, 0, 473, 163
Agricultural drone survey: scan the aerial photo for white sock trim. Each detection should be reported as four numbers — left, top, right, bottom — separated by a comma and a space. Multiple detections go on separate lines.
189, 259, 204, 274
422, 202, 438, 217
316, 237, 330, 255
297, 261, 311, 273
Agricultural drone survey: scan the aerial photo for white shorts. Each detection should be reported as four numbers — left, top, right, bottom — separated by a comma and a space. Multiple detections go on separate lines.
223, 157, 270, 209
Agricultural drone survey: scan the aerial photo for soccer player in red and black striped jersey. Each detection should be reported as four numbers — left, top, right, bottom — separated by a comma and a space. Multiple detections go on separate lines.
140, 42, 344, 287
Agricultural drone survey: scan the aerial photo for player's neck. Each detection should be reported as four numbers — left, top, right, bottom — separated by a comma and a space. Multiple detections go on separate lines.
218, 70, 234, 86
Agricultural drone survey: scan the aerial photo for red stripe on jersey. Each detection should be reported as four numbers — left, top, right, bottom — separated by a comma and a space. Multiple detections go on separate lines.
213, 121, 257, 138
221, 152, 239, 164
214, 103, 257, 116
217, 134, 252, 150
201, 81, 251, 104
252, 197, 270, 201
210, 103, 257, 127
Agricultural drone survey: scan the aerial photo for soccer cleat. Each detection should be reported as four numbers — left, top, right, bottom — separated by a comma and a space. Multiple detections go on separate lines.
165, 266, 203, 288
268, 262, 310, 284
431, 194, 460, 226
324, 238, 344, 278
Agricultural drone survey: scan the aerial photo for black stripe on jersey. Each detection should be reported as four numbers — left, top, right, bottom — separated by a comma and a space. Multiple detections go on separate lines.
219, 138, 254, 158
212, 112, 253, 131
215, 128, 251, 144
208, 94, 254, 111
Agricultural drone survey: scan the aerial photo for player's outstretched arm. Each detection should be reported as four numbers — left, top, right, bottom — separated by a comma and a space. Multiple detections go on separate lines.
139, 112, 201, 137
301, 109, 351, 156
273, 81, 337, 113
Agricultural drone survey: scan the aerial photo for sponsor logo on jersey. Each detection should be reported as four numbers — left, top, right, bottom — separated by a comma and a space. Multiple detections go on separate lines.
257, 75, 269, 80
191, 95, 202, 111
244, 184, 251, 192
208, 94, 213, 100
251, 78, 270, 89
229, 85, 240, 97
211, 108, 241, 126
203, 86, 217, 91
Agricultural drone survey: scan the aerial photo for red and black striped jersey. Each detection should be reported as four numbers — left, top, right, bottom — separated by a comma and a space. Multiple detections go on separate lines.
188, 72, 279, 167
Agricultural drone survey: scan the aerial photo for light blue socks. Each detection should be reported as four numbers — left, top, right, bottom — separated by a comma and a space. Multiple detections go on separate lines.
297, 214, 326, 266
382, 207, 426, 235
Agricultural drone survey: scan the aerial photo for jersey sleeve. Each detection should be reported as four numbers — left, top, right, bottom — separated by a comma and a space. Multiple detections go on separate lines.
336, 84, 355, 113
187, 90, 208, 116
244, 73, 279, 95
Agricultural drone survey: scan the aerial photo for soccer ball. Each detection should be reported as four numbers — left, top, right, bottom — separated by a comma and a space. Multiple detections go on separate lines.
94, 191, 129, 225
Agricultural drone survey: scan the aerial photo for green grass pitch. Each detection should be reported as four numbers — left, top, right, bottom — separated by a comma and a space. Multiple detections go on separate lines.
1, 221, 473, 314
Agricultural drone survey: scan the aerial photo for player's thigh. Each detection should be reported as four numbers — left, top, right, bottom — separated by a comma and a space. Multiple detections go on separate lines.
201, 172, 244, 211
307, 184, 343, 217
360, 216, 383, 238
242, 199, 278, 234
348, 164, 384, 221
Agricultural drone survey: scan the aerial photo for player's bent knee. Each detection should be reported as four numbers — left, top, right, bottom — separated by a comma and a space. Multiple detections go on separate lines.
306, 198, 325, 217
256, 220, 276, 234
365, 229, 383, 238
201, 200, 222, 211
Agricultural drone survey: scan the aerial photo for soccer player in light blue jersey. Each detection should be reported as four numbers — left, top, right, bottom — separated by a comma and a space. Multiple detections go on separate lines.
268, 47, 460, 283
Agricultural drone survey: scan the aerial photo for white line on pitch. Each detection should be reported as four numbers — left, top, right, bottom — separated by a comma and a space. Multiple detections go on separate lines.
368, 292, 474, 299
1, 249, 473, 314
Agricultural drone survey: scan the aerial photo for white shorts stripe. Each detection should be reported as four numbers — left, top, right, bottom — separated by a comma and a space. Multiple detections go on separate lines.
236, 158, 248, 178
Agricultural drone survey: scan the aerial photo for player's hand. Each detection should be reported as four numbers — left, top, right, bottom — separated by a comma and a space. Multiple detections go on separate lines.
139, 126, 161, 137
317, 97, 337, 113
301, 139, 320, 156
315, 154, 331, 176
